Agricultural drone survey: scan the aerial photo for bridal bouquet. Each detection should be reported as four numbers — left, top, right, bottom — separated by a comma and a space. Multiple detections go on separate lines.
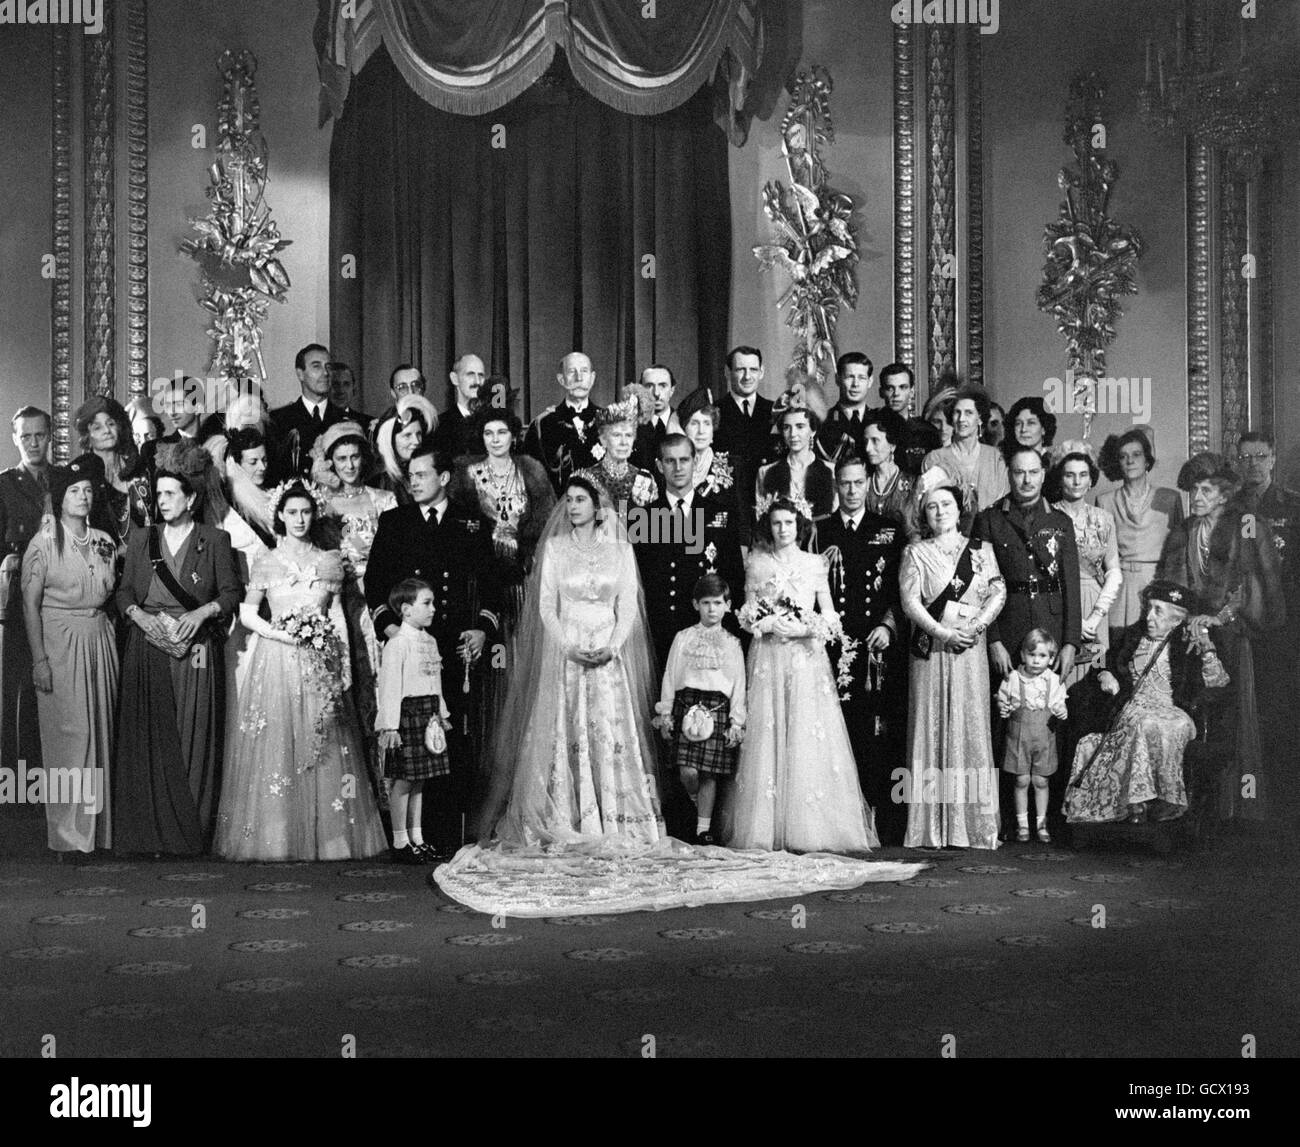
274, 606, 345, 714
737, 589, 858, 700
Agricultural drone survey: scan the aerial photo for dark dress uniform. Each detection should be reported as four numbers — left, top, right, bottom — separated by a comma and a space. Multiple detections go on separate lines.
0, 463, 48, 775
815, 509, 907, 841
522, 401, 604, 494
974, 496, 1082, 826
635, 488, 745, 672
634, 486, 744, 836
366, 499, 502, 852
632, 413, 678, 474
817, 406, 869, 466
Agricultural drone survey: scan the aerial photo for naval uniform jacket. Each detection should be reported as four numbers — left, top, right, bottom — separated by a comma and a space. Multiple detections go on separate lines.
634, 488, 745, 669
365, 500, 502, 707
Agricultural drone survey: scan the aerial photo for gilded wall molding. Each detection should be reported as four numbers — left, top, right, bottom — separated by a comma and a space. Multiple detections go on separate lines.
892, 20, 916, 385
965, 25, 983, 389
51, 27, 73, 463
925, 26, 955, 391
1218, 169, 1249, 458
1186, 138, 1212, 456
1257, 157, 1275, 437
125, 0, 148, 401
83, 0, 115, 400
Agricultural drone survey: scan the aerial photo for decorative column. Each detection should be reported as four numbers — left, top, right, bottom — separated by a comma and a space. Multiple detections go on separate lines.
51, 28, 74, 462
1218, 163, 1250, 458
892, 21, 916, 380
924, 26, 956, 391
83, 0, 115, 400
124, 0, 149, 402
965, 25, 984, 389
1184, 4, 1212, 457
1256, 156, 1275, 437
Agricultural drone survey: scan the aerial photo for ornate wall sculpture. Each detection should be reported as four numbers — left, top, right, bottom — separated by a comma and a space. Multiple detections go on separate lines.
1218, 167, 1250, 458
892, 19, 917, 381
752, 65, 858, 389
1035, 73, 1144, 440
180, 52, 292, 383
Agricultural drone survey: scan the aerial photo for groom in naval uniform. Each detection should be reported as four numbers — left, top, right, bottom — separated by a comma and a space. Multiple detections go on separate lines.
814, 455, 907, 843
367, 442, 502, 856
635, 433, 745, 838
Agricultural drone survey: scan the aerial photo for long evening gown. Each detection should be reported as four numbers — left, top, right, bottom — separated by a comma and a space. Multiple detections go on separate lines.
214, 548, 386, 861
1053, 500, 1122, 688
899, 537, 1006, 849
723, 548, 878, 853
435, 526, 926, 916
21, 526, 118, 852
1065, 639, 1194, 823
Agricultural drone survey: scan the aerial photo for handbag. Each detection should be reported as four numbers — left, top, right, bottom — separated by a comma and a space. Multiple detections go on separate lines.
144, 527, 205, 659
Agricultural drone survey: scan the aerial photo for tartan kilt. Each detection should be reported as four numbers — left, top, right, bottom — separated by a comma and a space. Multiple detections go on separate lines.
669, 688, 737, 776
389, 695, 451, 781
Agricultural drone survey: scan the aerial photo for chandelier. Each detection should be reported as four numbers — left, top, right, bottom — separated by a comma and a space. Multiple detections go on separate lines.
1138, 4, 1300, 176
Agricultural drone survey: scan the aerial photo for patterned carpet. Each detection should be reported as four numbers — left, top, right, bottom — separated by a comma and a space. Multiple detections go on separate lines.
2, 825, 1296, 1059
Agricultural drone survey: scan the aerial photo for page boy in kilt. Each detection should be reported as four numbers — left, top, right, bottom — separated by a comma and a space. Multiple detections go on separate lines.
376, 578, 454, 863
654, 574, 746, 846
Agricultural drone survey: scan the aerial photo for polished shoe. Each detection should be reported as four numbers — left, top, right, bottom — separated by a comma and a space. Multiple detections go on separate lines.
1015, 827, 1030, 843
390, 844, 422, 865
411, 842, 442, 864
695, 830, 717, 847
1036, 827, 1051, 844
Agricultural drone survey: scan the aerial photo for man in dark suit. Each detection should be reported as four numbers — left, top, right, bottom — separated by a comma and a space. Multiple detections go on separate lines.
712, 345, 776, 515
631, 364, 682, 473
973, 446, 1081, 829
815, 455, 907, 841
523, 351, 604, 493
817, 352, 874, 465
0, 406, 51, 776
878, 362, 940, 477
366, 442, 502, 856
635, 433, 744, 836
270, 343, 348, 477
328, 361, 373, 435
430, 353, 486, 465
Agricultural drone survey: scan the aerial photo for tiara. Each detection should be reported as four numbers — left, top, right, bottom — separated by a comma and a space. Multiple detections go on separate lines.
756, 491, 814, 520
595, 396, 642, 429
267, 478, 331, 519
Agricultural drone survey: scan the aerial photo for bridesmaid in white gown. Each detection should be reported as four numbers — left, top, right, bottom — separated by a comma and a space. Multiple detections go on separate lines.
723, 495, 878, 853
214, 482, 386, 861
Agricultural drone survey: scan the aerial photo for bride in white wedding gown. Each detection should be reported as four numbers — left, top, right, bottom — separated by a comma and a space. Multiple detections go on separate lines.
434, 476, 925, 916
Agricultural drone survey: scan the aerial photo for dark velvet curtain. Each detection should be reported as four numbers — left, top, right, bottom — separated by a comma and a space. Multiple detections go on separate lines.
330, 47, 732, 418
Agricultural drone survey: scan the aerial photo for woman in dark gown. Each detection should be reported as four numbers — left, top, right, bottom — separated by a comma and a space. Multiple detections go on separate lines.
113, 440, 241, 854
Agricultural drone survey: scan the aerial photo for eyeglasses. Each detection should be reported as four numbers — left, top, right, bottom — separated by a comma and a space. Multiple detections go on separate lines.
1237, 453, 1272, 464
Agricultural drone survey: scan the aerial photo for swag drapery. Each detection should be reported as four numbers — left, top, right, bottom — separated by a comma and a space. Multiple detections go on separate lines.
320, 0, 761, 416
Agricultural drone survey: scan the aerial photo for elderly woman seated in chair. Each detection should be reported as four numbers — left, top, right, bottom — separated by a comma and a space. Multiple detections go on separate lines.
1064, 579, 1230, 826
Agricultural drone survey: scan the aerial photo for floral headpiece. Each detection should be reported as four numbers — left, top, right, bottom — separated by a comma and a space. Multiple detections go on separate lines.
267, 478, 331, 520
755, 491, 813, 520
